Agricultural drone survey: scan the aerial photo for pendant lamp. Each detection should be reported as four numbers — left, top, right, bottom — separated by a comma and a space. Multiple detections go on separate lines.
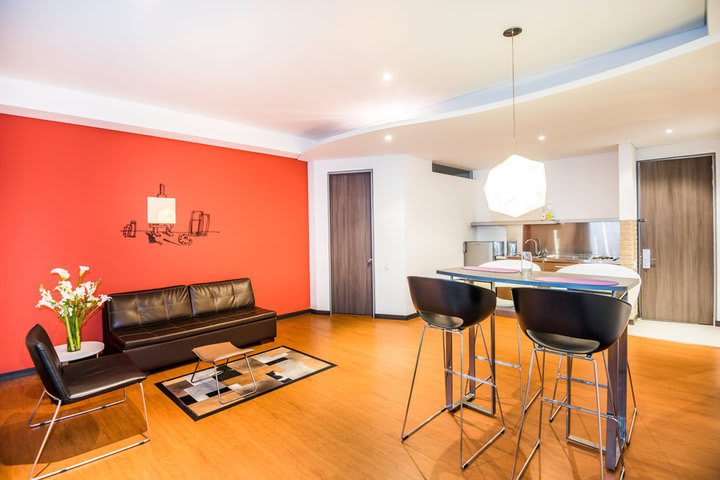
484, 27, 547, 218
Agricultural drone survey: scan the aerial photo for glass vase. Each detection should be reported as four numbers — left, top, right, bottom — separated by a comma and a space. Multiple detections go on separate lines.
65, 319, 82, 352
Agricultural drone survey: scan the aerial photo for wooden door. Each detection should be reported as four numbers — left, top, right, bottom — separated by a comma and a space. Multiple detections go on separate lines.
638, 155, 714, 324
329, 172, 374, 315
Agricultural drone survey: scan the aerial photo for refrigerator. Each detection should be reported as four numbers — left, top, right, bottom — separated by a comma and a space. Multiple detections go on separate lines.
463, 241, 503, 266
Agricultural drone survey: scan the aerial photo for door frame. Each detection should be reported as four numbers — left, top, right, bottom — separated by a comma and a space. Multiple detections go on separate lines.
327, 169, 375, 317
635, 153, 717, 325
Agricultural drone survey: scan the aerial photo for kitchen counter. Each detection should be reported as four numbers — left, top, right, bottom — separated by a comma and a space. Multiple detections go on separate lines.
499, 254, 620, 272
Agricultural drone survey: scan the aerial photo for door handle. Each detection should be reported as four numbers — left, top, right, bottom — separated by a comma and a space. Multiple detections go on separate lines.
367, 259, 373, 265
642, 249, 652, 269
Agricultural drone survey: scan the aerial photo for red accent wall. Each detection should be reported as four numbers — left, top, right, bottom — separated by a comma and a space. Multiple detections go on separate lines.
0, 114, 310, 374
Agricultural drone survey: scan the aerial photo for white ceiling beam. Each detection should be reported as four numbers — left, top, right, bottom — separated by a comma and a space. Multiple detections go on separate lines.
0, 76, 314, 159
709, 0, 720, 34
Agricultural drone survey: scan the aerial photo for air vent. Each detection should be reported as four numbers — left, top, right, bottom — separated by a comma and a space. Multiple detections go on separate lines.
432, 162, 474, 179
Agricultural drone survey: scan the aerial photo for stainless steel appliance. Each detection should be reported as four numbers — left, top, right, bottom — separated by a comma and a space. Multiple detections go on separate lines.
463, 241, 502, 266
523, 221, 620, 260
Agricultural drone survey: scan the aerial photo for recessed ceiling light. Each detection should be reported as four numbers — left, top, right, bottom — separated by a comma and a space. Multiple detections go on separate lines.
665, 128, 673, 134
382, 72, 393, 82
384, 133, 393, 142
537, 135, 546, 141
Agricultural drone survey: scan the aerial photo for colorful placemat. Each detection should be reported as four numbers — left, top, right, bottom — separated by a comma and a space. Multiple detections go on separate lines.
462, 266, 520, 273
535, 276, 619, 286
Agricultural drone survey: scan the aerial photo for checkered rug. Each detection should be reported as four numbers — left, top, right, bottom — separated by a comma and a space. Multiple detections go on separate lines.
156, 346, 335, 420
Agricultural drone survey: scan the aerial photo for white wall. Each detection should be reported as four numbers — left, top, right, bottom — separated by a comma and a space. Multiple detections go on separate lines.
474, 151, 620, 223
618, 143, 638, 220
637, 138, 720, 324
308, 155, 408, 315
308, 155, 476, 316
405, 158, 476, 311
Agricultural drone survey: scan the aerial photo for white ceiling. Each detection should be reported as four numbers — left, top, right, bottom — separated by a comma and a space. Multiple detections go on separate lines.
304, 37, 720, 168
0, 0, 708, 144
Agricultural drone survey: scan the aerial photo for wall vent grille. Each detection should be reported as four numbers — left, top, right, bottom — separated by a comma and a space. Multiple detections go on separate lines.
431, 162, 473, 179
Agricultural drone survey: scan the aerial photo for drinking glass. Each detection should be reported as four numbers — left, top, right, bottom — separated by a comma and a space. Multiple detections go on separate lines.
520, 251, 533, 278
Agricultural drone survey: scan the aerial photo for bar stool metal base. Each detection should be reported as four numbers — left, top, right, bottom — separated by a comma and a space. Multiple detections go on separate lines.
547, 355, 639, 445
401, 324, 506, 469
473, 321, 542, 413
511, 349, 626, 480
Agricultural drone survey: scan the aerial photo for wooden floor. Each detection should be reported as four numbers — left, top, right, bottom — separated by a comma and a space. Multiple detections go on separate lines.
1, 313, 719, 479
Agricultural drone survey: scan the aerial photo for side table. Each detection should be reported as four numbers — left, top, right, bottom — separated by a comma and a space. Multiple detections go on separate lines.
54, 341, 104, 365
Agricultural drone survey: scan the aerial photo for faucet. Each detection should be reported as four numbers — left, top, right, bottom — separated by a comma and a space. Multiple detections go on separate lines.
524, 238, 541, 256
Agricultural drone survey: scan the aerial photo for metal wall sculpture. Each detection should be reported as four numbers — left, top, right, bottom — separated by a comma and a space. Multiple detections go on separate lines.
122, 184, 218, 246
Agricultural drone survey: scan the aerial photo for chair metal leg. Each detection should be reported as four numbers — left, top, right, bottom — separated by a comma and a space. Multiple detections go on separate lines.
591, 358, 605, 480
537, 350, 546, 445
460, 327, 506, 469
402, 325, 441, 440
189, 359, 203, 384
29, 383, 150, 480
516, 322, 524, 407
243, 354, 259, 396
29, 396, 62, 480
626, 362, 639, 446
548, 356, 565, 422
511, 348, 542, 480
29, 388, 127, 428
523, 343, 543, 413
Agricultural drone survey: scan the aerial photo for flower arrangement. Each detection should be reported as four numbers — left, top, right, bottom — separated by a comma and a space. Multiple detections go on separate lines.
36, 266, 111, 352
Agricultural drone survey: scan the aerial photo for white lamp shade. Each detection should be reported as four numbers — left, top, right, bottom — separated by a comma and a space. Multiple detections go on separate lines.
147, 197, 176, 224
484, 154, 546, 218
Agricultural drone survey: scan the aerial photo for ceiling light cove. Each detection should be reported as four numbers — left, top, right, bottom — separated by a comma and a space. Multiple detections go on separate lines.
381, 72, 393, 82
665, 128, 673, 134
537, 135, 546, 141
384, 133, 393, 142
357, 103, 421, 126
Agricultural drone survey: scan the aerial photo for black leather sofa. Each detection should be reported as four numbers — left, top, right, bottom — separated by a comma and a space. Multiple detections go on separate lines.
103, 278, 276, 370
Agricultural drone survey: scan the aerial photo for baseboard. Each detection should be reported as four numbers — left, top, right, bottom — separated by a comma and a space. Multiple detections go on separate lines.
0, 367, 35, 383
375, 312, 419, 321
306, 310, 417, 320
277, 309, 311, 320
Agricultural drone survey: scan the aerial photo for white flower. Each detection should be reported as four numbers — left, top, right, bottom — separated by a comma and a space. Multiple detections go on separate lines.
82, 281, 97, 296
58, 283, 75, 301
74, 286, 87, 298
99, 294, 111, 304
79, 266, 90, 279
36, 298, 56, 309
50, 268, 70, 280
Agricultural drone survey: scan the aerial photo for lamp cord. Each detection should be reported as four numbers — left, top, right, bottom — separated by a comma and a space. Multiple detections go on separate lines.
511, 33, 516, 146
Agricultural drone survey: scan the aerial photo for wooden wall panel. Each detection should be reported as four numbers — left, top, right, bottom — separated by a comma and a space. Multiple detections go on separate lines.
329, 172, 373, 315
638, 156, 714, 324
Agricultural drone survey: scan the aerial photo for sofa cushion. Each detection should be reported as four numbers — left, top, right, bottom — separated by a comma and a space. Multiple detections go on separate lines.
106, 285, 192, 330
188, 278, 255, 316
110, 306, 275, 350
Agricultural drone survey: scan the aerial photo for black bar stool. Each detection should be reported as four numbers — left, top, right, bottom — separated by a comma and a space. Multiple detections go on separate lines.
548, 264, 640, 445
402, 276, 505, 469
510, 288, 630, 480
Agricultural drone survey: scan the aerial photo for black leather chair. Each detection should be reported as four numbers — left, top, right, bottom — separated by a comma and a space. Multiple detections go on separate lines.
402, 276, 505, 469
26, 324, 150, 480
509, 288, 631, 480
